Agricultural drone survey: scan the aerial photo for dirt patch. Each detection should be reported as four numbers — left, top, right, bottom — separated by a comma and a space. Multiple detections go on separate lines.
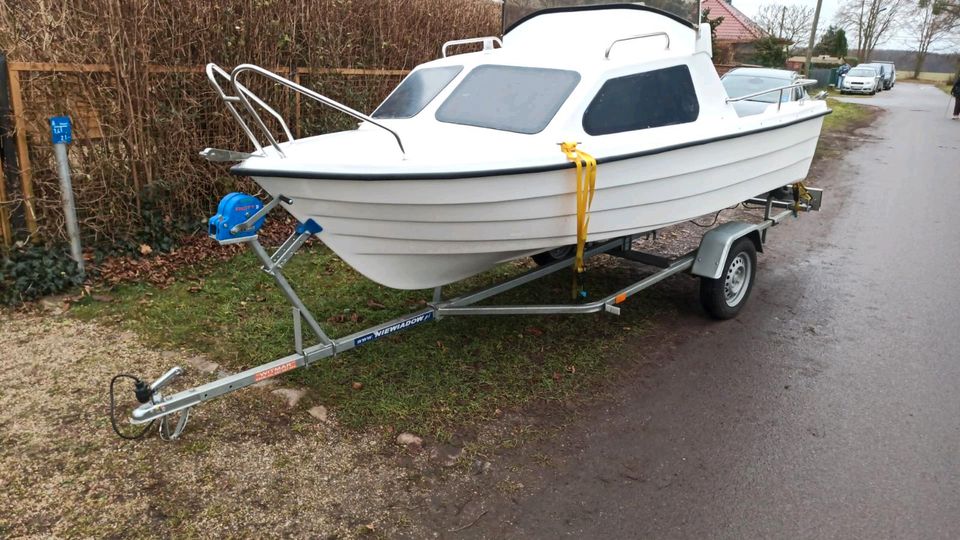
0, 313, 435, 537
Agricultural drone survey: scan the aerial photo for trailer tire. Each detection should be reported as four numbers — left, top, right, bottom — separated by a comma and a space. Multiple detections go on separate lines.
532, 245, 574, 266
699, 237, 757, 320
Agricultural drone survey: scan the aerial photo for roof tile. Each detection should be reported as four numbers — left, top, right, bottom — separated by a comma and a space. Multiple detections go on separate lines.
701, 0, 765, 43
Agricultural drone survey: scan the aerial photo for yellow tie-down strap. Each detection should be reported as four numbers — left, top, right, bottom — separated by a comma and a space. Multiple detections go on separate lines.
560, 142, 597, 275
793, 181, 813, 214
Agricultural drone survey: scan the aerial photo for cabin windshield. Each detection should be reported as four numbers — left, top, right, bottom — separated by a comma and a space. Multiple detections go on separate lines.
372, 66, 463, 119
722, 75, 792, 104
436, 65, 581, 134
848, 68, 875, 77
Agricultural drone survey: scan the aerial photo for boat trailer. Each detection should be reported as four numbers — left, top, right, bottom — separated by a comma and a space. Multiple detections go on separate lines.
114, 187, 823, 440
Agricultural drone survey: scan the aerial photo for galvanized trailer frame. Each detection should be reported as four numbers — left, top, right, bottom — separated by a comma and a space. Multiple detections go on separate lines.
127, 189, 821, 439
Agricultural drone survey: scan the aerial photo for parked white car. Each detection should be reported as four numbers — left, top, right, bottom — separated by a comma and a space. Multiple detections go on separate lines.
840, 66, 881, 95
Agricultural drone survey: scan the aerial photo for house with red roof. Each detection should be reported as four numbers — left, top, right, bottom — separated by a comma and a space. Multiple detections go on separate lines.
700, 0, 767, 64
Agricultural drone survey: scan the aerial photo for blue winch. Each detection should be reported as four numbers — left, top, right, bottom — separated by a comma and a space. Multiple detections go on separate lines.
208, 192, 266, 243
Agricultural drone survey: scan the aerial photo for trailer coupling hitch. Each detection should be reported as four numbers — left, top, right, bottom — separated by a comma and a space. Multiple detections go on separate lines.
109, 367, 190, 441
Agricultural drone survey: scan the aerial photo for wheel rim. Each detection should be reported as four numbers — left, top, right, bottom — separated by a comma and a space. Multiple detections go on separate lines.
723, 253, 752, 307
548, 246, 572, 259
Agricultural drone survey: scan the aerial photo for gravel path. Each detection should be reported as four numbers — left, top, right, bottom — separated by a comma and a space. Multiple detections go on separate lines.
0, 312, 428, 537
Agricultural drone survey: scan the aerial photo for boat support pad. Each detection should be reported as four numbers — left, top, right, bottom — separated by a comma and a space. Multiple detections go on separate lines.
128, 189, 821, 437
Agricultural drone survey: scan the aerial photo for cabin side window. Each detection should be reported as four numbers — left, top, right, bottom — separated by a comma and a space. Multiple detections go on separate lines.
436, 65, 581, 134
372, 66, 463, 119
582, 65, 700, 136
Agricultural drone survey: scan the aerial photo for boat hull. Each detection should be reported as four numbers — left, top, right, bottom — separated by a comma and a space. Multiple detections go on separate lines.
254, 116, 824, 289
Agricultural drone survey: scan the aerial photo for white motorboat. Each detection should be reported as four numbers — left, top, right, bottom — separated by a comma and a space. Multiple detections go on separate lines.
208, 3, 829, 290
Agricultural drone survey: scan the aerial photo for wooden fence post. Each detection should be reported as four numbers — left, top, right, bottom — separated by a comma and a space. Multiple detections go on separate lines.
293, 67, 302, 139
0, 53, 19, 247
6, 63, 38, 239
0, 151, 9, 247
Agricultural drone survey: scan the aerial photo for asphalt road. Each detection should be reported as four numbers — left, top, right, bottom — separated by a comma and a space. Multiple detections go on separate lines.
434, 83, 960, 539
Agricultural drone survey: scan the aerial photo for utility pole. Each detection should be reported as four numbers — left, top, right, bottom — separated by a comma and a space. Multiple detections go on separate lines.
857, 0, 867, 59
780, 6, 786, 40
805, 0, 825, 77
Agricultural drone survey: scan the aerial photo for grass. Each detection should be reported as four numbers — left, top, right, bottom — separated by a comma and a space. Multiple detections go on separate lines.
813, 98, 872, 160
73, 245, 672, 438
822, 97, 872, 133
896, 71, 953, 83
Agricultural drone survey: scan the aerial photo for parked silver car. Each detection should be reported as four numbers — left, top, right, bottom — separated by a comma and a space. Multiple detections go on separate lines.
872, 61, 897, 89
859, 63, 892, 92
840, 66, 882, 95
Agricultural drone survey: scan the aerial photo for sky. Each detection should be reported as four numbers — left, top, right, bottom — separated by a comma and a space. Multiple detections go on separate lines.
728, 0, 934, 51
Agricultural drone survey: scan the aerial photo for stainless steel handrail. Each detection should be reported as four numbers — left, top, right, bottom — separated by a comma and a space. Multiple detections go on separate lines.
219, 65, 296, 157
205, 62, 406, 158
605, 32, 671, 59
725, 79, 818, 112
206, 64, 268, 156
441, 36, 503, 58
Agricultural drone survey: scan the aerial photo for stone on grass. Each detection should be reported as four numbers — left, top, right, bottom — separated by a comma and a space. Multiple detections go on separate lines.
185, 355, 220, 374
396, 432, 423, 449
272, 388, 306, 408
430, 444, 462, 467
308, 405, 328, 422
470, 460, 492, 475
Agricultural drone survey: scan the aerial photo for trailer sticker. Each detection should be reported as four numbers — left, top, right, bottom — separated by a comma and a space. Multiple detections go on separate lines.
354, 312, 434, 346
254, 360, 297, 382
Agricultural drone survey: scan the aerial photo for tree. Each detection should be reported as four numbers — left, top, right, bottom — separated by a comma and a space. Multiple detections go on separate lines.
834, 0, 908, 62
814, 25, 850, 57
752, 36, 789, 67
702, 7, 725, 55
909, 0, 960, 77
753, 3, 815, 49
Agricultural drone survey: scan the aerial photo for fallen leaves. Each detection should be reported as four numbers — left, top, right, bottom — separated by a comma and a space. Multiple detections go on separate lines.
95, 215, 300, 288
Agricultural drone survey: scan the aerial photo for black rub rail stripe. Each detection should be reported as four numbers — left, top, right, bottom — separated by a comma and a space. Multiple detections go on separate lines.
503, 3, 699, 34
230, 109, 831, 181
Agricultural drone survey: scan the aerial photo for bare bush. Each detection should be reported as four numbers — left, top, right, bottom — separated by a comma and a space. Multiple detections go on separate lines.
753, 3, 815, 51
0, 0, 500, 246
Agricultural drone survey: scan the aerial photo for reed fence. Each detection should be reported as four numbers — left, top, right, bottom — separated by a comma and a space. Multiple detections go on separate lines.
0, 0, 500, 249
0, 60, 411, 248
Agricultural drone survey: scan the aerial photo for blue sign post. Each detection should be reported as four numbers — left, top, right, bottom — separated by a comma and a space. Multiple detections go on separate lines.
50, 116, 73, 145
50, 116, 84, 275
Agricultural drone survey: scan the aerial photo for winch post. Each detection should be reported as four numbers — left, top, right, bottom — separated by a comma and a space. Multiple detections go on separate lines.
208, 192, 330, 349
271, 220, 322, 269
250, 238, 331, 349
293, 307, 304, 355
231, 195, 291, 235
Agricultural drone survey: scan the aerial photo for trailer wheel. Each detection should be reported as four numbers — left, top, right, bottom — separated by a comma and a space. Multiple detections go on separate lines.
699, 237, 757, 320
532, 245, 574, 266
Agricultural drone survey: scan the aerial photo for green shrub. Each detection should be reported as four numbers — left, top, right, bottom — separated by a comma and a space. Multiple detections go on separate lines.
0, 245, 85, 305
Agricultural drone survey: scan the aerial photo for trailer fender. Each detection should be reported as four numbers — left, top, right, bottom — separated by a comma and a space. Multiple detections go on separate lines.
691, 222, 764, 279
